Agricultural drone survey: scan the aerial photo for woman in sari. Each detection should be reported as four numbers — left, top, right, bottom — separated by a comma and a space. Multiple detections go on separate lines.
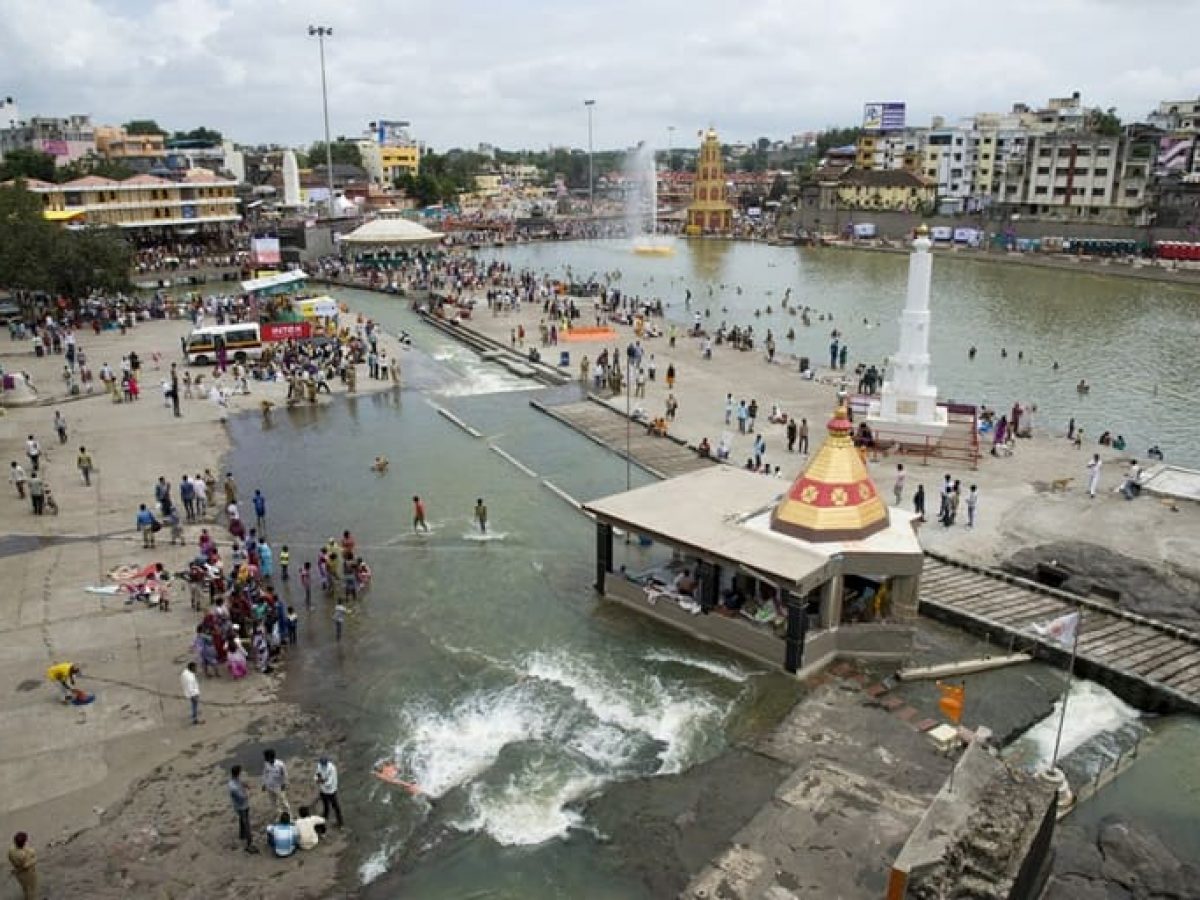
226, 627, 249, 679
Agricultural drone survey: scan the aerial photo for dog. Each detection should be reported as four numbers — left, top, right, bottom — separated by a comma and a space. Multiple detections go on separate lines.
1050, 477, 1073, 493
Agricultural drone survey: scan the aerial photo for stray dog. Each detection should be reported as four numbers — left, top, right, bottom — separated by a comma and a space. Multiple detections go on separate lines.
1050, 477, 1073, 492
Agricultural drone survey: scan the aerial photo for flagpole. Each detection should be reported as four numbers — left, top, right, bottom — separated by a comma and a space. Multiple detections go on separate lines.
1049, 605, 1082, 769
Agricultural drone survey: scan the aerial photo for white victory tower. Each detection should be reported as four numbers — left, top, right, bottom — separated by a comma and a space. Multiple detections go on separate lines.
869, 225, 948, 437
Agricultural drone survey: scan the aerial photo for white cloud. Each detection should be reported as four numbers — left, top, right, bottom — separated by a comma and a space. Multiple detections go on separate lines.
0, 0, 1196, 150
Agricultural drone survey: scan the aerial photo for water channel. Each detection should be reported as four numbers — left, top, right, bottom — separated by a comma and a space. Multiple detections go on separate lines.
219, 242, 1200, 894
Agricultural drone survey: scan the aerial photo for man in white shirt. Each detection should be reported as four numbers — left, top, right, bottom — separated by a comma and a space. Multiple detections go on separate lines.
180, 662, 202, 725
25, 435, 41, 475
293, 805, 326, 850
314, 756, 344, 826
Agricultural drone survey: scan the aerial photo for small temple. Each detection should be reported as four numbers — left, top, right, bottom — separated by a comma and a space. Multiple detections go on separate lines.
584, 405, 924, 675
685, 127, 733, 235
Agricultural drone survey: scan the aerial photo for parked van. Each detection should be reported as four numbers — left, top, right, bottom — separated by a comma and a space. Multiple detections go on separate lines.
184, 323, 263, 365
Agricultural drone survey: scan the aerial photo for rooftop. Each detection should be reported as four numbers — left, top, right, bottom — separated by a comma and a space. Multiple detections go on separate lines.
584, 466, 923, 593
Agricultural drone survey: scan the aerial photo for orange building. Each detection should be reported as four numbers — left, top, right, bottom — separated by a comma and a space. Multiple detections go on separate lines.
686, 127, 733, 235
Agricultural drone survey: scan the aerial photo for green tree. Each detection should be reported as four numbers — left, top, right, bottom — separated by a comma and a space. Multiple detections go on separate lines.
0, 149, 57, 183
306, 140, 362, 169
0, 180, 56, 290
1087, 107, 1122, 137
170, 127, 223, 144
0, 181, 131, 299
125, 119, 167, 135
768, 174, 789, 202
816, 126, 864, 156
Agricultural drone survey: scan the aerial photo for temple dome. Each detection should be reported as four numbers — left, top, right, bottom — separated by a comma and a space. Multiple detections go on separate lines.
770, 405, 890, 542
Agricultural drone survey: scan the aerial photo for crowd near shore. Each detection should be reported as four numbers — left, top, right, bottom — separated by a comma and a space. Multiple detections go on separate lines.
3, 234, 1198, 898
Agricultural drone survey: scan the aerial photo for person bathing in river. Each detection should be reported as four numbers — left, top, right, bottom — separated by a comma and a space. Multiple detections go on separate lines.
474, 498, 488, 534
412, 496, 429, 533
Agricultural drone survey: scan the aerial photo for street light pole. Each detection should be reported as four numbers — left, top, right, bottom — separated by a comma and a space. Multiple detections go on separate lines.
308, 25, 336, 219
584, 99, 595, 217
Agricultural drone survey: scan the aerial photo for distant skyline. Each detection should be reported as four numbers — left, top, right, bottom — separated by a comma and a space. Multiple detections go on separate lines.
2, 0, 1198, 152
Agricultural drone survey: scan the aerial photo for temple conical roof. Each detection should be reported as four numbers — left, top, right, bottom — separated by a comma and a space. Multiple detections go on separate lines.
770, 405, 889, 542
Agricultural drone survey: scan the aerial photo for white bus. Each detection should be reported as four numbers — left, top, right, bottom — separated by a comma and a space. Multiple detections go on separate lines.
184, 323, 264, 365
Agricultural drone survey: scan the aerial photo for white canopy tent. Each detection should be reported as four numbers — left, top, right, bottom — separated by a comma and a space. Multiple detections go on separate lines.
340, 212, 443, 246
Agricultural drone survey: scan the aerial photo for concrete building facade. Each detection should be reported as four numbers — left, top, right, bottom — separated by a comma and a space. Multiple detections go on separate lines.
0, 111, 95, 167
12, 169, 240, 230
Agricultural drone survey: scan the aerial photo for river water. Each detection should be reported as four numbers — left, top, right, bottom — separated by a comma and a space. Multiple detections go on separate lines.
480, 239, 1200, 467
218, 249, 1200, 895
227, 288, 797, 897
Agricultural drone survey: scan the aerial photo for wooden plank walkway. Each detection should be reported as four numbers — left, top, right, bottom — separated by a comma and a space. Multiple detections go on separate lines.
919, 553, 1200, 715
530, 397, 715, 479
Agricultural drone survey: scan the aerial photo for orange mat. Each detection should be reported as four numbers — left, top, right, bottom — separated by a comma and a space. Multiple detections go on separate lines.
560, 327, 617, 342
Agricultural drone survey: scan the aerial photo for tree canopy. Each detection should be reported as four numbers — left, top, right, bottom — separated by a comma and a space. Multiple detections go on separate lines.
816, 126, 864, 156
394, 149, 487, 206
306, 140, 362, 169
0, 180, 131, 299
0, 148, 57, 183
170, 126, 223, 145
1087, 107, 1122, 137
125, 119, 167, 136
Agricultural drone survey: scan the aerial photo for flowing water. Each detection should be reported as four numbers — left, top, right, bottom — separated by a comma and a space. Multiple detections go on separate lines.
217, 248, 1200, 894
226, 288, 792, 896
481, 239, 1200, 466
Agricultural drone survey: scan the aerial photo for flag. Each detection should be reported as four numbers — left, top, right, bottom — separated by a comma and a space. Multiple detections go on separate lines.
937, 681, 964, 724
1032, 611, 1081, 649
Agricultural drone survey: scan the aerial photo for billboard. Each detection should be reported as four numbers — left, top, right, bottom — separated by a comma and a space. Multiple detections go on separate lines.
38, 139, 69, 158
251, 237, 282, 266
863, 102, 906, 132
1156, 136, 1195, 175
373, 119, 411, 147
261, 322, 313, 342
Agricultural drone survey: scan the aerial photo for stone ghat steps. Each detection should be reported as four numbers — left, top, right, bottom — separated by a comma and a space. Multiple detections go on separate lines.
531, 397, 716, 480
918, 553, 1200, 714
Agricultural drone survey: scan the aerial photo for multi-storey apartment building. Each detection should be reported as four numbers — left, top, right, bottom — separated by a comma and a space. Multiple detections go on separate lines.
9, 168, 240, 230
0, 106, 96, 167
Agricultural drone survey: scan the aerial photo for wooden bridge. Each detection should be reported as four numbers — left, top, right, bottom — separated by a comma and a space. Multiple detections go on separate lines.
919, 553, 1200, 715
530, 397, 715, 479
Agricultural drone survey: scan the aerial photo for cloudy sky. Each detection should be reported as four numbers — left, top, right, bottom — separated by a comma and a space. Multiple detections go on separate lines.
2, 0, 1197, 151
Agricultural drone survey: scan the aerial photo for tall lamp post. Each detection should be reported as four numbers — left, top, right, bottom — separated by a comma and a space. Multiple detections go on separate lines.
584, 99, 596, 217
308, 25, 336, 219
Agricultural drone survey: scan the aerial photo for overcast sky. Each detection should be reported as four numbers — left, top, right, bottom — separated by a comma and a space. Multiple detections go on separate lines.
2, 0, 1198, 152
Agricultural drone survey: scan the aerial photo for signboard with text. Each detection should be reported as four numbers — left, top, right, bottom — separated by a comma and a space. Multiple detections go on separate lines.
863, 102, 906, 132
261, 321, 313, 342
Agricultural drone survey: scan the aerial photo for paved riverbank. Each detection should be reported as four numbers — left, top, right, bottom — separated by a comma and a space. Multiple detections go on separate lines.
0, 313, 400, 898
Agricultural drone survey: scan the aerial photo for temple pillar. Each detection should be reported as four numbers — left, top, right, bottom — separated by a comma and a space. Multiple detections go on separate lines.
783, 591, 808, 674
594, 522, 613, 593
819, 575, 844, 629
698, 560, 720, 611
889, 574, 920, 621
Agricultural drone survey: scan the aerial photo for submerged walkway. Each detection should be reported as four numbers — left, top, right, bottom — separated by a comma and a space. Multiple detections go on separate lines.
920, 553, 1200, 714
530, 396, 716, 479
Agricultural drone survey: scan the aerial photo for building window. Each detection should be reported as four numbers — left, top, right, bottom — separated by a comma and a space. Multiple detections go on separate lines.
1037, 167, 1050, 175
1034, 186, 1048, 195
1125, 188, 1140, 197
1053, 187, 1067, 196
1092, 187, 1105, 196
1097, 147, 1111, 156
1094, 168, 1108, 177
1039, 148, 1052, 157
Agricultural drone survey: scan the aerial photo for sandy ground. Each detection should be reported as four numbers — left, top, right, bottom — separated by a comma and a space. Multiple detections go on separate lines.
456, 293, 1200, 601
0, 311, 399, 899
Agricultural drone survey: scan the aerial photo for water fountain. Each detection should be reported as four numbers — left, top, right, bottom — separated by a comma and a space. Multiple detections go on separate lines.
625, 142, 674, 256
